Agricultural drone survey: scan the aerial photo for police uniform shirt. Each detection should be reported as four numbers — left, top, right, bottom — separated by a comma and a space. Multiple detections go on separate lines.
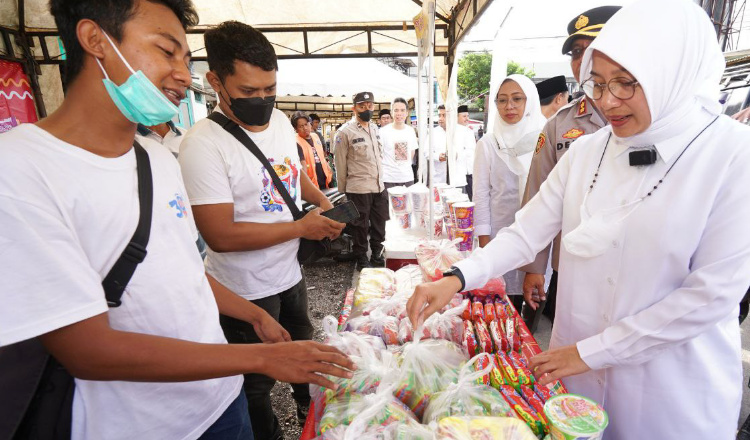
334, 117, 384, 194
520, 94, 606, 273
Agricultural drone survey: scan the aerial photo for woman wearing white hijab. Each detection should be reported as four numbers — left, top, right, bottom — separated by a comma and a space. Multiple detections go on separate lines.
473, 74, 546, 308
409, 1, 750, 438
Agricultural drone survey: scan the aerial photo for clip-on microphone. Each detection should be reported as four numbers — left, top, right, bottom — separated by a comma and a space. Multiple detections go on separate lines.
629, 147, 657, 166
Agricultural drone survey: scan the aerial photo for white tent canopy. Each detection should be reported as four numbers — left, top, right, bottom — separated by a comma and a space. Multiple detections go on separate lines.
276, 58, 418, 102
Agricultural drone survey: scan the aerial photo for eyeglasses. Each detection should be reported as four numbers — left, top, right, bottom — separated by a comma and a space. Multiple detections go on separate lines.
495, 96, 527, 107
566, 47, 586, 61
581, 77, 640, 101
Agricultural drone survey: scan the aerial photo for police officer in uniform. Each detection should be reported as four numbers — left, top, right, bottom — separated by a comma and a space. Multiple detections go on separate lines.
520, 6, 621, 331
334, 92, 388, 269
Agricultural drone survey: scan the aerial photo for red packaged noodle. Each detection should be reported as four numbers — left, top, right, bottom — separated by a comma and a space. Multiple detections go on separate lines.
488, 354, 506, 389
471, 299, 485, 322
504, 318, 516, 353
483, 298, 496, 323
489, 320, 508, 353
519, 385, 549, 428
532, 383, 553, 402
461, 299, 471, 320
495, 353, 519, 389
520, 341, 541, 365
474, 320, 493, 353
497, 385, 545, 437
471, 352, 492, 386
508, 351, 533, 387
462, 320, 479, 357
516, 318, 535, 346
493, 297, 511, 321
511, 317, 521, 352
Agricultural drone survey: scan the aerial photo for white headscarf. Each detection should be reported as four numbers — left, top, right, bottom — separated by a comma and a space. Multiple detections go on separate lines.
490, 74, 547, 175
580, 0, 725, 147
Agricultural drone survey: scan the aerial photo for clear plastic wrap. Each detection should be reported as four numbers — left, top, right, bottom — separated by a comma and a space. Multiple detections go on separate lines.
346, 310, 401, 346
435, 416, 537, 440
469, 277, 507, 298
317, 389, 418, 436
422, 354, 516, 424
354, 268, 398, 307
392, 339, 468, 419
414, 239, 464, 282
394, 264, 425, 295
422, 299, 468, 344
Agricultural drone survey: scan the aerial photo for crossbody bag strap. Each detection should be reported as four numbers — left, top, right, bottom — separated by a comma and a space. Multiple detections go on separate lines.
207, 112, 304, 220
101, 140, 153, 307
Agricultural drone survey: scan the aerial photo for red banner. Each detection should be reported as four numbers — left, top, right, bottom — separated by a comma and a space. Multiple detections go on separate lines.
0, 60, 38, 131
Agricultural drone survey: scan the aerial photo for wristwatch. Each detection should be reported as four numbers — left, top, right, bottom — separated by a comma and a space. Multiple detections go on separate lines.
442, 267, 466, 292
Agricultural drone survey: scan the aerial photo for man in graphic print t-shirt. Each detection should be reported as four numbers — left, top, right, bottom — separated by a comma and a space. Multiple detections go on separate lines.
178, 21, 345, 440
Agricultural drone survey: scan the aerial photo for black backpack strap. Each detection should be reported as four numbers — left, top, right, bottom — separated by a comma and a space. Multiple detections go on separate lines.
101, 140, 153, 307
207, 112, 304, 220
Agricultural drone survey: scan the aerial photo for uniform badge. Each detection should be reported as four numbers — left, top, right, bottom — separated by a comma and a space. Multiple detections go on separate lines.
578, 99, 587, 116
535, 133, 546, 155
562, 128, 585, 139
575, 15, 589, 30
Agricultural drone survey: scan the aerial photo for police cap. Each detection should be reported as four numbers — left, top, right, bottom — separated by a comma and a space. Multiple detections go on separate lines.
353, 91, 375, 104
561, 6, 622, 55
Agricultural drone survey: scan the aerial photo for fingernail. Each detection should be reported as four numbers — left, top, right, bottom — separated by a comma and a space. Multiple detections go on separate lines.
347, 372, 353, 378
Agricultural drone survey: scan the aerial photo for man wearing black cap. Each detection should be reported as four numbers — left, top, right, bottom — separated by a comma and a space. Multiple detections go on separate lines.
536, 75, 570, 119
379, 109, 392, 127
520, 6, 620, 332
334, 92, 388, 269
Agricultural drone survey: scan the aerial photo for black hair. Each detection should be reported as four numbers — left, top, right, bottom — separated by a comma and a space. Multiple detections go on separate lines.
50, 0, 198, 84
290, 111, 309, 130
309, 113, 320, 122
438, 104, 446, 110
392, 97, 408, 109
540, 92, 564, 106
205, 21, 277, 81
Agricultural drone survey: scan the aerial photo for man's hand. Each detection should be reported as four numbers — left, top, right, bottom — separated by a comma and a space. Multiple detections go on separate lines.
252, 312, 291, 344
523, 273, 546, 310
406, 276, 463, 329
478, 235, 491, 248
731, 107, 750, 123
528, 345, 591, 387
258, 341, 355, 390
298, 208, 345, 240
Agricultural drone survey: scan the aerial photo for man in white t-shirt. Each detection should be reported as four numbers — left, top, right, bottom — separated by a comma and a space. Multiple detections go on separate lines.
380, 97, 417, 189
178, 22, 345, 440
426, 105, 448, 185
0, 3, 352, 440
455, 105, 477, 199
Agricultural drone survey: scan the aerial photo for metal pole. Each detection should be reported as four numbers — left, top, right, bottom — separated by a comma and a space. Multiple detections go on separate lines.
427, 0, 436, 240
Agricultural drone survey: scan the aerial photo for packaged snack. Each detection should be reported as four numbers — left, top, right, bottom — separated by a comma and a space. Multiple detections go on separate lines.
381, 420, 436, 440
473, 320, 493, 353
436, 416, 537, 440
392, 339, 467, 419
318, 389, 418, 435
471, 299, 485, 322
395, 212, 411, 229
471, 277, 507, 298
519, 385, 549, 427
360, 293, 409, 320
508, 351, 534, 387
496, 353, 520, 389
408, 183, 430, 212
461, 298, 471, 320
494, 296, 512, 321
322, 316, 386, 356
505, 317, 518, 353
414, 240, 463, 282
444, 293, 465, 311
346, 310, 400, 346
543, 394, 608, 440
461, 320, 478, 357
533, 383, 553, 402
489, 319, 508, 353
423, 300, 468, 344
423, 354, 515, 424
354, 268, 398, 308
397, 318, 430, 344
338, 288, 356, 330
470, 352, 491, 386
498, 384, 546, 437
483, 298, 496, 323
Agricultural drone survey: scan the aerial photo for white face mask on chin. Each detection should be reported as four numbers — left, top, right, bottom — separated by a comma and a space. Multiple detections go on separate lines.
563, 192, 644, 259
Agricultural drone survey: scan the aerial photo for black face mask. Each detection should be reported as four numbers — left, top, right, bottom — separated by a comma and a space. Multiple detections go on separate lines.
357, 110, 372, 122
221, 84, 275, 126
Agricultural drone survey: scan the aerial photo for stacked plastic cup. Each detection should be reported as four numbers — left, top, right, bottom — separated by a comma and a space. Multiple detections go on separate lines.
452, 201, 475, 251
388, 186, 411, 230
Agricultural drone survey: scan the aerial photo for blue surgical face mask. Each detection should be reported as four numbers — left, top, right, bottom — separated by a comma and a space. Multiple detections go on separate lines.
96, 31, 180, 125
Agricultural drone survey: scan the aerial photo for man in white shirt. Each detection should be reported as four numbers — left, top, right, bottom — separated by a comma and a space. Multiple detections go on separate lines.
178, 21, 345, 440
0, 3, 352, 440
380, 97, 417, 189
455, 104, 476, 199
426, 105, 448, 184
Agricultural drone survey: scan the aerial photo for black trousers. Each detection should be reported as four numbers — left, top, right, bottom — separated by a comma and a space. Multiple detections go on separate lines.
466, 174, 473, 201
346, 190, 389, 257
219, 279, 314, 440
522, 270, 558, 333
384, 181, 414, 190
